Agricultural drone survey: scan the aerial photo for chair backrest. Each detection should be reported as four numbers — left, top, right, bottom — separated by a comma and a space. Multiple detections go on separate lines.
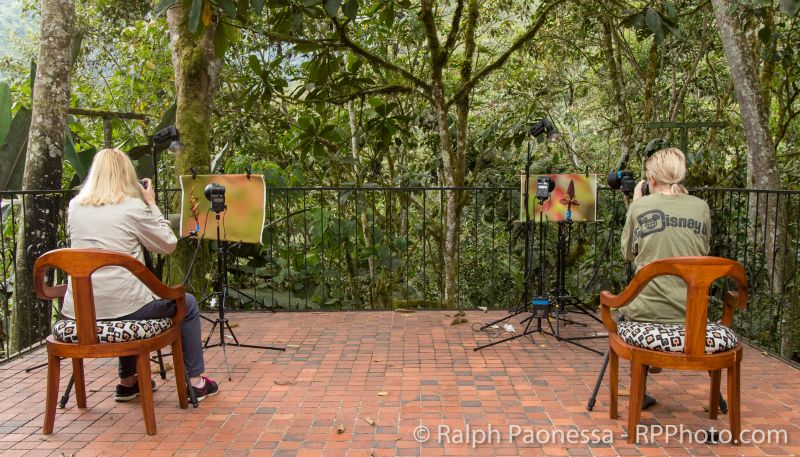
34, 248, 182, 345
619, 256, 748, 356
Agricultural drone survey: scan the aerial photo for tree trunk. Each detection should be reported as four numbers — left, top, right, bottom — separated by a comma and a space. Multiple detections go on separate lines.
642, 40, 659, 124
347, 99, 377, 307
166, 7, 221, 295
711, 0, 787, 352
602, 19, 633, 157
10, 0, 74, 353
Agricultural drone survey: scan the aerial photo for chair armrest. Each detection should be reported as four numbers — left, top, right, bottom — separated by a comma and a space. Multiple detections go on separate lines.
720, 290, 746, 327
599, 296, 618, 333
36, 248, 184, 301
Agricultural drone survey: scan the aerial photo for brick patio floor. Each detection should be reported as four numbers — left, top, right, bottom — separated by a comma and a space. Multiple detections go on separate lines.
0, 310, 798, 456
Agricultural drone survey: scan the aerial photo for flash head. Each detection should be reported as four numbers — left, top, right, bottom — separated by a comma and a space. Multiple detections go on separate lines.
204, 183, 226, 213
536, 176, 555, 200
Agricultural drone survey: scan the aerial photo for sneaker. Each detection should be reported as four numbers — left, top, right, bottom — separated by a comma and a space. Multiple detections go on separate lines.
189, 376, 219, 402
115, 379, 158, 402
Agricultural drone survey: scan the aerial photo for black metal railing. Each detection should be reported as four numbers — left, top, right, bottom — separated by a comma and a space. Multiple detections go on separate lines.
1, 187, 797, 364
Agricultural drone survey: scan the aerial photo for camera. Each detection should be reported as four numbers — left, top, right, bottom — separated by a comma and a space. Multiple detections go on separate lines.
204, 183, 226, 213
536, 176, 555, 200
607, 171, 649, 198
138, 179, 148, 189
607, 171, 635, 197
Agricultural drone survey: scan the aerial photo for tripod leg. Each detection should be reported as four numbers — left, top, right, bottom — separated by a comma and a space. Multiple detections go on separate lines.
224, 320, 241, 345
586, 350, 610, 411
187, 366, 198, 408
155, 350, 167, 380
221, 342, 232, 381
203, 320, 219, 349
59, 375, 75, 409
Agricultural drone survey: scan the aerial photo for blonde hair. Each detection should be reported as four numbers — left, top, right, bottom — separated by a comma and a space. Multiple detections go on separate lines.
77, 148, 142, 206
646, 147, 688, 195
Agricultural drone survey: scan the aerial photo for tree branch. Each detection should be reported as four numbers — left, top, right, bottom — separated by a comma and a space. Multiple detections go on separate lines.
309, 85, 418, 105
441, 0, 465, 65
67, 107, 151, 120
446, 0, 567, 108
332, 18, 432, 92
420, 0, 441, 63
229, 21, 344, 49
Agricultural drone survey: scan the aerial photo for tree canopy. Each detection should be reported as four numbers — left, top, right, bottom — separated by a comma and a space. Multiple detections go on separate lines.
0, 0, 796, 192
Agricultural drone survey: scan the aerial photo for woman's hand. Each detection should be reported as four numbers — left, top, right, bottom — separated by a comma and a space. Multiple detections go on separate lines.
140, 178, 156, 206
633, 180, 646, 201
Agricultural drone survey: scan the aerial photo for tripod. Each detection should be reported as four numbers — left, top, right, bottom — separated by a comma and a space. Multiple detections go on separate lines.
474, 141, 555, 351
199, 211, 284, 381
540, 218, 606, 355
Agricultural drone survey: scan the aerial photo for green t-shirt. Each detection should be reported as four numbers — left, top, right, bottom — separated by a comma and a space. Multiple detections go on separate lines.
620, 193, 711, 323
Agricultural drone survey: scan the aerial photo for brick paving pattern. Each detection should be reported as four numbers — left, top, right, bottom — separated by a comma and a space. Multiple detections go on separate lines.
0, 310, 798, 456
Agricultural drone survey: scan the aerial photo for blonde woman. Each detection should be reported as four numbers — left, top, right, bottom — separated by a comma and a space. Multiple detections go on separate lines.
62, 148, 218, 402
619, 147, 711, 409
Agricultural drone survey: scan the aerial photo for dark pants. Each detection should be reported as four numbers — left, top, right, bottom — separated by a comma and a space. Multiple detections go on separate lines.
116, 293, 205, 379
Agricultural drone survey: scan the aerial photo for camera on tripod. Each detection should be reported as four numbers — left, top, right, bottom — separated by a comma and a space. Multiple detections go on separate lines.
536, 176, 555, 201
204, 183, 226, 213
607, 171, 649, 198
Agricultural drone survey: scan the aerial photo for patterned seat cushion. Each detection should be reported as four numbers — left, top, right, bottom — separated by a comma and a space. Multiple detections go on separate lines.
617, 321, 738, 354
52, 318, 173, 343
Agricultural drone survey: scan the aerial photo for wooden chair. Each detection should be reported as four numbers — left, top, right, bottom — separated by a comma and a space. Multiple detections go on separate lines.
34, 248, 189, 435
599, 256, 747, 444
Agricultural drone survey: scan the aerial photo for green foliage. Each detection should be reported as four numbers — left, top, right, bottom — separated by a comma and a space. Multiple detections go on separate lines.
0, 106, 31, 191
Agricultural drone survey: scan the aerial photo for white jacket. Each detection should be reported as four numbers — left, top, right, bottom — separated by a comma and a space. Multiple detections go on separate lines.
61, 197, 177, 319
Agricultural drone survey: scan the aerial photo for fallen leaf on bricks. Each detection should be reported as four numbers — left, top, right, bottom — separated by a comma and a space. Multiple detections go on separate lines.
478, 306, 488, 312
394, 308, 415, 313
539, 344, 548, 348
286, 344, 300, 349
445, 310, 466, 317
362, 416, 375, 426
336, 424, 346, 434
151, 361, 173, 373
274, 380, 295, 385
377, 391, 388, 396
450, 317, 469, 325
373, 358, 384, 363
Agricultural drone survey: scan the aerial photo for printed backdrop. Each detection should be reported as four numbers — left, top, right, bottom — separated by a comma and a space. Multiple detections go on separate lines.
519, 173, 597, 222
179, 174, 266, 244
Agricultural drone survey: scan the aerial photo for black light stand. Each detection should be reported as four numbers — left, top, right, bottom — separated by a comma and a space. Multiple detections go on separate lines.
540, 213, 606, 355
474, 118, 559, 351
198, 188, 284, 381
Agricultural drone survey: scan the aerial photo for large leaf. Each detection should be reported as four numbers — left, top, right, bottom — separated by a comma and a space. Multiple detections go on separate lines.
0, 82, 10, 146
780, 0, 800, 16
69, 31, 83, 69
217, 0, 237, 17
343, 0, 358, 19
188, 0, 204, 33
0, 107, 32, 190
64, 130, 96, 181
252, 0, 265, 14
128, 144, 153, 160
154, 101, 177, 133
324, 0, 342, 17
213, 20, 230, 57
154, 0, 176, 16
644, 8, 664, 42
